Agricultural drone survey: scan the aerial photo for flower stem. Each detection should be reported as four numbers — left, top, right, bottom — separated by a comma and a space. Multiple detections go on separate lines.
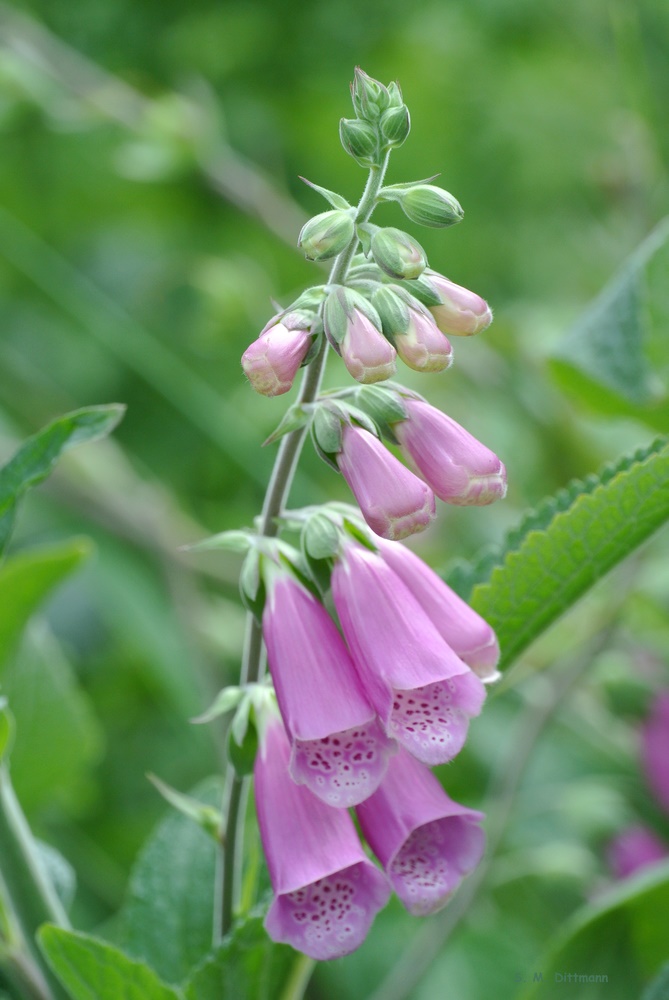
216, 152, 391, 941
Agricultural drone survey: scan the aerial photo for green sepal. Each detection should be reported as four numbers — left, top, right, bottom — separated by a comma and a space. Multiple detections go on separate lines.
342, 517, 379, 551
402, 274, 443, 307
370, 227, 428, 280
147, 774, 222, 842
183, 529, 255, 554
299, 176, 352, 211
263, 403, 311, 447
303, 511, 341, 560
190, 686, 245, 725
312, 405, 344, 456
239, 548, 266, 620
372, 284, 411, 337
354, 383, 408, 426
227, 717, 258, 777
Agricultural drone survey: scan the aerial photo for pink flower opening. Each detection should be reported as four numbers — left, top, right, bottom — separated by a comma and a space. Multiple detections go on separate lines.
340, 308, 397, 384
241, 321, 311, 396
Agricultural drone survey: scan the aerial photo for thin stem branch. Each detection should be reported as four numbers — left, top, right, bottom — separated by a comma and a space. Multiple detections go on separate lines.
279, 954, 316, 1000
216, 152, 391, 942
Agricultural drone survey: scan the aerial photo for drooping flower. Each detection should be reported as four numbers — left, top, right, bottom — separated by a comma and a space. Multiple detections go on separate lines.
340, 307, 397, 384
357, 749, 485, 914
241, 314, 312, 396
331, 541, 486, 765
394, 397, 507, 506
394, 305, 453, 373
337, 423, 435, 540
375, 537, 500, 682
262, 566, 396, 807
255, 719, 391, 960
422, 270, 493, 336
606, 825, 668, 880
641, 691, 669, 815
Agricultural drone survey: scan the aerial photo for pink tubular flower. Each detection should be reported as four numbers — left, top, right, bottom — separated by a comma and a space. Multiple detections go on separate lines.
262, 569, 396, 807
423, 270, 493, 337
394, 307, 453, 373
340, 308, 397, 384
357, 749, 485, 914
337, 423, 435, 540
241, 316, 311, 396
606, 825, 668, 880
331, 541, 486, 765
394, 398, 507, 506
375, 538, 500, 682
255, 719, 391, 960
641, 692, 669, 815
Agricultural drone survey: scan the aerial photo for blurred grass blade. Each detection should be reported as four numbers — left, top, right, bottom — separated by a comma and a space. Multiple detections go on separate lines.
0, 405, 123, 556
468, 437, 669, 670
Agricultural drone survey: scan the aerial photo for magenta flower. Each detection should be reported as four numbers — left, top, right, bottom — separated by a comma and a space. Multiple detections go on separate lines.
641, 691, 669, 815
241, 315, 312, 396
262, 569, 396, 807
422, 270, 493, 337
394, 306, 453, 373
357, 749, 485, 914
394, 398, 507, 506
255, 719, 391, 960
337, 423, 435, 540
340, 308, 397, 384
606, 825, 668, 880
331, 541, 486, 765
375, 538, 500, 681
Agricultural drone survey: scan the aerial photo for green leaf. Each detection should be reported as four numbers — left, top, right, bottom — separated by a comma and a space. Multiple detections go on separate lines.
643, 963, 669, 1000
118, 778, 222, 984
38, 926, 182, 1000
468, 437, 669, 670
5, 623, 104, 814
182, 915, 294, 1000
0, 537, 93, 677
550, 218, 669, 419
0, 405, 125, 556
517, 861, 669, 1000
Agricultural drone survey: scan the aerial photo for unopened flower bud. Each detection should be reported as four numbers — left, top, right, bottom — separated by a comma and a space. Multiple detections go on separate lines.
394, 398, 507, 506
324, 287, 396, 384
298, 209, 355, 261
339, 118, 378, 166
380, 104, 410, 148
422, 270, 493, 336
351, 68, 390, 122
371, 227, 427, 280
241, 315, 313, 397
395, 306, 453, 373
399, 185, 463, 228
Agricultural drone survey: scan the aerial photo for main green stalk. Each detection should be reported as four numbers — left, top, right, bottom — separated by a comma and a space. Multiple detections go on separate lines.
216, 152, 391, 942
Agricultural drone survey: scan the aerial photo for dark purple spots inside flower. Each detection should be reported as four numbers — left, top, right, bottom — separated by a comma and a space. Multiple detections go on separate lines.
389, 680, 470, 765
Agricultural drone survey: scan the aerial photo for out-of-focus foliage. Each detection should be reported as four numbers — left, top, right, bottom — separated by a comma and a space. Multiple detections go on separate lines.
0, 1, 669, 998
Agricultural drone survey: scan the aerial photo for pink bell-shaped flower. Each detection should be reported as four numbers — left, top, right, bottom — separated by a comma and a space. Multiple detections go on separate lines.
423, 270, 493, 337
255, 719, 391, 960
331, 541, 486, 765
394, 398, 506, 506
375, 537, 500, 682
394, 306, 453, 373
357, 749, 485, 914
241, 315, 312, 397
337, 423, 435, 540
340, 307, 397, 384
262, 567, 396, 807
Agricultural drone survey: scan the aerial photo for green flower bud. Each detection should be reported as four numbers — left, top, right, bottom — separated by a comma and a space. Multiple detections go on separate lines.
339, 118, 378, 166
398, 185, 464, 228
350, 67, 390, 122
370, 227, 428, 280
298, 209, 355, 261
380, 104, 410, 148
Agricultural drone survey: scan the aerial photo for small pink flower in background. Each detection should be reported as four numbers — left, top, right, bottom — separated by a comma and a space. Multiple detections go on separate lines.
394, 306, 453, 373
337, 423, 435, 540
255, 719, 391, 960
331, 541, 486, 765
395, 398, 507, 506
263, 569, 396, 807
241, 315, 312, 396
375, 537, 500, 682
340, 308, 397, 383
641, 691, 669, 815
423, 270, 493, 336
606, 825, 668, 880
357, 749, 485, 915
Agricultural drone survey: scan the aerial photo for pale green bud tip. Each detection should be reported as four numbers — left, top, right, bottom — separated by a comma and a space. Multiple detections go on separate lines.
298, 209, 355, 261
351, 68, 390, 121
371, 227, 427, 281
400, 186, 464, 229
339, 118, 378, 166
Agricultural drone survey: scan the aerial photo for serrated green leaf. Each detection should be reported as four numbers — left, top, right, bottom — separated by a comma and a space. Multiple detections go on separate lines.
118, 778, 223, 984
517, 861, 669, 1000
39, 926, 182, 1000
182, 915, 294, 1000
469, 437, 669, 670
0, 537, 93, 677
550, 218, 669, 416
643, 962, 669, 1000
0, 405, 125, 556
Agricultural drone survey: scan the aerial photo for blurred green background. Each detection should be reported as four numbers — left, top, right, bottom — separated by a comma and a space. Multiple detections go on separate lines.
1, 0, 668, 997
